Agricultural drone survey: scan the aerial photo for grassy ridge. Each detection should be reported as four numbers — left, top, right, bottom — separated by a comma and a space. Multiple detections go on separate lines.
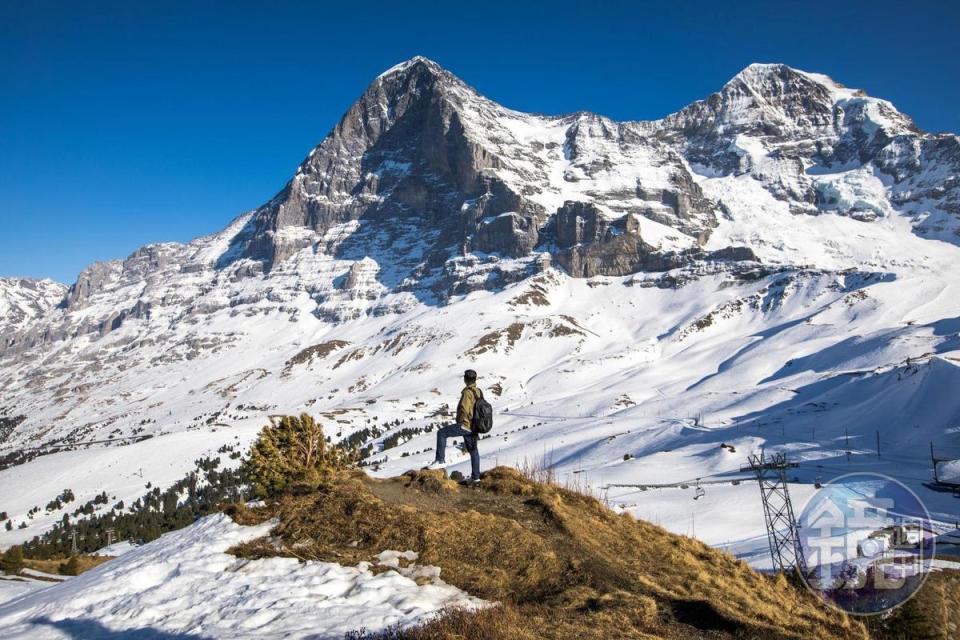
229, 467, 867, 640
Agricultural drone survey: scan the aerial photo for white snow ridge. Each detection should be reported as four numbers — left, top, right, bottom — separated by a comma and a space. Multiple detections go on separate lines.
0, 514, 485, 639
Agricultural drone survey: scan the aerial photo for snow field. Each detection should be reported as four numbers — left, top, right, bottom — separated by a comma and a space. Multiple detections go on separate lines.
0, 514, 486, 639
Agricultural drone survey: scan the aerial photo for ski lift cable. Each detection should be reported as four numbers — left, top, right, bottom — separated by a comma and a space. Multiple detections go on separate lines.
605, 456, 935, 492
604, 470, 753, 490
806, 462, 934, 484
6, 434, 154, 454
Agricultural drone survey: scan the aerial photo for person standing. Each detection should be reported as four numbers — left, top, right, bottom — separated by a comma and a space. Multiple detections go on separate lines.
426, 369, 482, 482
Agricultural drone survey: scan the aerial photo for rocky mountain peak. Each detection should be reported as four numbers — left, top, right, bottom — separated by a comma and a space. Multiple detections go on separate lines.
376, 55, 446, 82
178, 58, 959, 299
684, 63, 837, 136
368, 55, 474, 108
725, 63, 821, 92
230, 56, 506, 270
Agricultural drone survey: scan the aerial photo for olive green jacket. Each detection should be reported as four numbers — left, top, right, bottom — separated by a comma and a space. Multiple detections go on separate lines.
456, 383, 480, 431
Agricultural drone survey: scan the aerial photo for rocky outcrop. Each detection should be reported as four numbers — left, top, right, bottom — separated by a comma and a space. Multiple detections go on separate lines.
240, 58, 522, 269
62, 261, 122, 309
635, 170, 718, 244
705, 246, 760, 262
552, 202, 673, 277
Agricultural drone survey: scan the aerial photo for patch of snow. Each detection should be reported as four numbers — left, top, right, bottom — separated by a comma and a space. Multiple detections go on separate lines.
0, 579, 47, 608
0, 514, 486, 639
936, 459, 960, 484
95, 540, 139, 557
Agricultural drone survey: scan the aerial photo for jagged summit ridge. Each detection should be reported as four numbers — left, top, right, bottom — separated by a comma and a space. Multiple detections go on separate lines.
375, 55, 455, 84
223, 57, 957, 286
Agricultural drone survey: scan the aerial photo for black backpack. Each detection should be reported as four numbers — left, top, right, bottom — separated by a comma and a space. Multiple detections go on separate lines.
471, 388, 494, 434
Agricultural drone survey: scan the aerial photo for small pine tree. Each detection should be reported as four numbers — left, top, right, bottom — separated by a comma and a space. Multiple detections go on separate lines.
4, 520, 11, 531
60, 555, 81, 576
243, 413, 352, 497
1, 545, 24, 574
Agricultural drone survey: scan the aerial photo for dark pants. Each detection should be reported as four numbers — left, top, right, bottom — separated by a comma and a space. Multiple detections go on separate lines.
435, 423, 480, 480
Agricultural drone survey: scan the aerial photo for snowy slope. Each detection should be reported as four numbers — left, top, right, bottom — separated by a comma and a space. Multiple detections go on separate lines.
1, 58, 959, 570
0, 513, 485, 638
0, 278, 68, 338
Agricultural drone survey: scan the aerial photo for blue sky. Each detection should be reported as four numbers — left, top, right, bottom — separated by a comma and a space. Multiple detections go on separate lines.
2, 0, 958, 283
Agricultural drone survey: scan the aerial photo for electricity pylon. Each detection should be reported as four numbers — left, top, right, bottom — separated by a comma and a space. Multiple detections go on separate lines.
742, 452, 808, 575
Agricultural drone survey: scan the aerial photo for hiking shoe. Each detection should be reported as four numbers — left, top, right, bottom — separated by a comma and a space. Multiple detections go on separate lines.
461, 477, 481, 486
422, 460, 446, 471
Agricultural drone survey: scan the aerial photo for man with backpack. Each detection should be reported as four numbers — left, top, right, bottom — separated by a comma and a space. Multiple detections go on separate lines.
426, 369, 491, 483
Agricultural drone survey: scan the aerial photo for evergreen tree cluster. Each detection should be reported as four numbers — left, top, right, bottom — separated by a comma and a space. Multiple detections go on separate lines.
14, 414, 365, 561
45, 488, 77, 513
381, 424, 435, 451
71, 491, 111, 517
0, 448, 40, 472
0, 414, 26, 446
355, 420, 443, 468
217, 443, 243, 460
21, 458, 250, 559
341, 425, 385, 460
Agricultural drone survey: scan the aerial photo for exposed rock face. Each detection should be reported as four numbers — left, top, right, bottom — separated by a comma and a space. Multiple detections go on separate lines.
705, 246, 760, 262
241, 58, 535, 268
474, 212, 539, 258
62, 261, 122, 310
230, 57, 726, 282
219, 59, 960, 290
551, 202, 693, 277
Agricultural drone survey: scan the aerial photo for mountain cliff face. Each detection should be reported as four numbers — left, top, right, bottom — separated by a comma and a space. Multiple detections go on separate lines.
2, 58, 960, 553
231, 58, 959, 281
657, 63, 958, 234
230, 57, 727, 283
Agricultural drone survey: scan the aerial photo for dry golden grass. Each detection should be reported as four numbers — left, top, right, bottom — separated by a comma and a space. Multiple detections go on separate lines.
346, 605, 540, 640
21, 555, 113, 577
230, 466, 868, 640
863, 569, 960, 640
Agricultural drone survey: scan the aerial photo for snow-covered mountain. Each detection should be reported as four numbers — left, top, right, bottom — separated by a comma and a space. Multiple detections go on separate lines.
0, 279, 68, 337
2, 57, 959, 559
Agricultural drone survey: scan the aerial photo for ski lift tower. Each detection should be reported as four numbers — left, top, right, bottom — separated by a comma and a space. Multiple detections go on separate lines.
742, 452, 808, 575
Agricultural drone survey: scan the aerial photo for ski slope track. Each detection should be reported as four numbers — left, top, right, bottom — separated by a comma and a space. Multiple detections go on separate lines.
2, 58, 960, 572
